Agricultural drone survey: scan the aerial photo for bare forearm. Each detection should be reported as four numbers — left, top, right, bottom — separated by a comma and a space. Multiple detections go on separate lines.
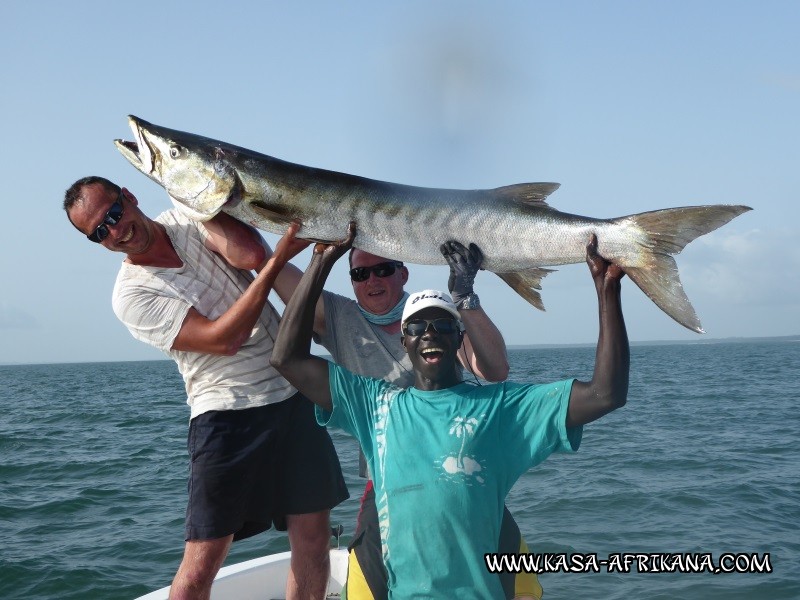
171, 253, 288, 355
174, 221, 313, 355
459, 308, 509, 381
271, 251, 335, 410
567, 281, 629, 427
212, 254, 286, 350
251, 234, 328, 333
273, 253, 327, 365
592, 282, 630, 407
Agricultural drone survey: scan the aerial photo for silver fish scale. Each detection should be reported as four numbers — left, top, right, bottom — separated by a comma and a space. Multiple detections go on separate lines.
239, 190, 619, 271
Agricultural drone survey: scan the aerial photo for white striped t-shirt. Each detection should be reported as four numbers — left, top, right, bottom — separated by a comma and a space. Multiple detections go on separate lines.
112, 209, 296, 419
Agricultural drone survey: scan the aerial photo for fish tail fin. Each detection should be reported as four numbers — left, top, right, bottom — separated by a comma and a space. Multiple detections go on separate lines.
496, 268, 556, 311
620, 204, 752, 333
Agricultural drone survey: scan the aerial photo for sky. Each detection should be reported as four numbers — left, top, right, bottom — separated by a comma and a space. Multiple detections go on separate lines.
1, 1, 798, 365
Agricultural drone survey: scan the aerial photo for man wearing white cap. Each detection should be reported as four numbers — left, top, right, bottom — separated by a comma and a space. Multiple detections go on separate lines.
271, 223, 630, 599
267, 234, 538, 597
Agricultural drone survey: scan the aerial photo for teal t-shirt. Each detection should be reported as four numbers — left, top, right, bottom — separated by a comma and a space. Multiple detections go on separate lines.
318, 363, 582, 599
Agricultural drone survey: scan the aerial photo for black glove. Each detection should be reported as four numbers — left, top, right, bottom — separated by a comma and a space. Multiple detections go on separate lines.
440, 240, 483, 304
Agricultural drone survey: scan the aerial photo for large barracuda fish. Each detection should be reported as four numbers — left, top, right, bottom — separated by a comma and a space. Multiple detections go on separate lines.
115, 115, 750, 333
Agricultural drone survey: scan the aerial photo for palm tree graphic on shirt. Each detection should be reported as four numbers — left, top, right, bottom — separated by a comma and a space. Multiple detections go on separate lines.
442, 416, 484, 484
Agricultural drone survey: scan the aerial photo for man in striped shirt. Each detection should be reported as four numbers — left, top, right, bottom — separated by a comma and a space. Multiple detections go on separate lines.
64, 176, 349, 600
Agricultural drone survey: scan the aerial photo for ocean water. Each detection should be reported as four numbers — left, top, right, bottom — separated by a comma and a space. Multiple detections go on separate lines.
1, 338, 799, 599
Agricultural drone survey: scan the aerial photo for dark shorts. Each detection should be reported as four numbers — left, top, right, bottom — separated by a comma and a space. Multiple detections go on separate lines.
186, 392, 349, 542
345, 482, 542, 599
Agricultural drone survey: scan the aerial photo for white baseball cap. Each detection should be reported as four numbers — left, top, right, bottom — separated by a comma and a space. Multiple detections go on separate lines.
402, 290, 462, 323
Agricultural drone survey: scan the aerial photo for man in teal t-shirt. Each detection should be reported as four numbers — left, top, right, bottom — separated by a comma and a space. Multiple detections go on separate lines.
272, 224, 630, 599
323, 366, 580, 597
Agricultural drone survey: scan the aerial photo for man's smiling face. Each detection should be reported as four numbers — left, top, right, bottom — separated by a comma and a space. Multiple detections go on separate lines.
401, 306, 463, 388
350, 249, 409, 316
68, 183, 156, 256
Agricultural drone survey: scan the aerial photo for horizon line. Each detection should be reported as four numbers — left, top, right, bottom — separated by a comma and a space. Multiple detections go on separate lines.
2, 334, 798, 368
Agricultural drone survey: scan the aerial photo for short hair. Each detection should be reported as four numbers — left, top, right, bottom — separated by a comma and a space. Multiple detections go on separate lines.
63, 176, 121, 230
63, 176, 120, 213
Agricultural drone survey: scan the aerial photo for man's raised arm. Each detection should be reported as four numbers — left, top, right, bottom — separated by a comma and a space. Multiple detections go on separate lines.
271, 223, 356, 413
441, 240, 509, 381
171, 220, 310, 355
566, 234, 630, 427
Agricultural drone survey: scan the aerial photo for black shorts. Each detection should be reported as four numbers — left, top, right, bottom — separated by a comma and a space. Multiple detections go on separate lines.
185, 392, 349, 542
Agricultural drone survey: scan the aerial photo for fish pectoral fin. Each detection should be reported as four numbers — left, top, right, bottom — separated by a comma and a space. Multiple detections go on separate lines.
248, 202, 296, 226
495, 268, 555, 311
300, 236, 344, 244
492, 183, 560, 207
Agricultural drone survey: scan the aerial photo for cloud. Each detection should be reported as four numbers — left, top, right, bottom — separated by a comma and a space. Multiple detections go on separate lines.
681, 228, 800, 306
0, 303, 39, 329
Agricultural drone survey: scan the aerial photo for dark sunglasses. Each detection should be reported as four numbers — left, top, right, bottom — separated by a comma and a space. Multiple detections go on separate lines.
402, 317, 460, 337
87, 191, 125, 243
349, 261, 404, 282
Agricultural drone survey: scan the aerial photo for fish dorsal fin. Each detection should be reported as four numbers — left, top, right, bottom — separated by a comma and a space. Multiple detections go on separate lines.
495, 268, 556, 311
492, 182, 560, 207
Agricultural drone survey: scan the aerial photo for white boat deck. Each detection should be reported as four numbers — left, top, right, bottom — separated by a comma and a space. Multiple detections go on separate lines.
136, 548, 348, 600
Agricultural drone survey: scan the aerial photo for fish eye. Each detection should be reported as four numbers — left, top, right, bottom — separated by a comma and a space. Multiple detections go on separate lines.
169, 144, 186, 159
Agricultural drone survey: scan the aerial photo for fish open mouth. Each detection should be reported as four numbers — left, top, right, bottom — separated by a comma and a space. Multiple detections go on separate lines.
113, 116, 154, 177
114, 137, 143, 170
117, 139, 138, 153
